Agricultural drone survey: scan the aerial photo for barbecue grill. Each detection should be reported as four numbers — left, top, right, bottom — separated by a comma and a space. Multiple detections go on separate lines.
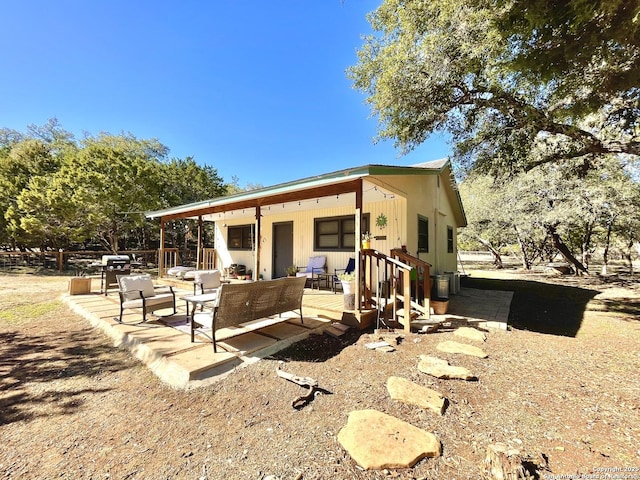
99, 254, 131, 295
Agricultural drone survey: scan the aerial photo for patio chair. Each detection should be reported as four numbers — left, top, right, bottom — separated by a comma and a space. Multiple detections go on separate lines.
296, 255, 326, 289
333, 257, 356, 293
117, 274, 176, 323
193, 269, 222, 295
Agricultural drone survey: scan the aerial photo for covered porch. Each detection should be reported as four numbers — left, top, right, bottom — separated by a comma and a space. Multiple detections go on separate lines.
147, 173, 432, 332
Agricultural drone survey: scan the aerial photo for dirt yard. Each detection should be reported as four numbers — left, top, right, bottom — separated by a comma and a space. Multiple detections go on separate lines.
1, 269, 639, 479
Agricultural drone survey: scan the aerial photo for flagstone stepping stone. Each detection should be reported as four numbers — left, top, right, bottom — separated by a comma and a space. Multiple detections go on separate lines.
337, 409, 441, 469
418, 355, 477, 381
437, 340, 488, 358
386, 376, 446, 415
454, 326, 487, 343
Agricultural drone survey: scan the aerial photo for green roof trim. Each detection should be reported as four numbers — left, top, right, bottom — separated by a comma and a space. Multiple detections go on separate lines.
145, 159, 456, 219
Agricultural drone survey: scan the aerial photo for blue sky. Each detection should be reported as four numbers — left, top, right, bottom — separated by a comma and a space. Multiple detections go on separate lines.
1, 1, 451, 187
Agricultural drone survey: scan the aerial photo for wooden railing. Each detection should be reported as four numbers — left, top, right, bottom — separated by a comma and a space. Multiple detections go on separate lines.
159, 248, 180, 276
201, 248, 217, 270
390, 248, 432, 305
360, 248, 431, 332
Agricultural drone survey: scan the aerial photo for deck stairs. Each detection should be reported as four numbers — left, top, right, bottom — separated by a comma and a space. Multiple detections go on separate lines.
360, 249, 436, 333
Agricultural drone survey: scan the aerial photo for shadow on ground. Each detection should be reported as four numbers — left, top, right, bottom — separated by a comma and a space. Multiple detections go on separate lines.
588, 297, 640, 317
0, 329, 134, 426
267, 328, 365, 363
461, 276, 600, 337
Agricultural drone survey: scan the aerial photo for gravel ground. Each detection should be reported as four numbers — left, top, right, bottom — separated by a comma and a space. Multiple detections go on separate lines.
0, 270, 639, 479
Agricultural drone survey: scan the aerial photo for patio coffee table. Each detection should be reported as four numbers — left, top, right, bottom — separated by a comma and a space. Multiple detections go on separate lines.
181, 292, 220, 342
317, 273, 333, 291
181, 292, 219, 320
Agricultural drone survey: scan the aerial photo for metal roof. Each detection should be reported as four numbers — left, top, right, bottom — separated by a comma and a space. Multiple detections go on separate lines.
145, 160, 464, 224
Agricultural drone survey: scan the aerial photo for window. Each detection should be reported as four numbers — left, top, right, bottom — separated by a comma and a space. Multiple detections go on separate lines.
314, 214, 370, 251
447, 226, 454, 253
228, 224, 255, 250
417, 215, 429, 253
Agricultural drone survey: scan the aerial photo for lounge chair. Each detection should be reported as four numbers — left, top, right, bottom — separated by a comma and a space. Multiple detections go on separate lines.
333, 257, 356, 293
193, 270, 222, 295
296, 255, 326, 289
117, 274, 176, 323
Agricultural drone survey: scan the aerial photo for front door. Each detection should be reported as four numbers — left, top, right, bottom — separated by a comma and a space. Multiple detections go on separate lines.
272, 221, 293, 279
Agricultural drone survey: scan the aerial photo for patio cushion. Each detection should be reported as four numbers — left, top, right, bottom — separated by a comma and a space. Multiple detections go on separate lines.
167, 266, 196, 278
121, 293, 174, 310
118, 275, 155, 298
194, 270, 221, 290
192, 311, 214, 329
306, 255, 326, 272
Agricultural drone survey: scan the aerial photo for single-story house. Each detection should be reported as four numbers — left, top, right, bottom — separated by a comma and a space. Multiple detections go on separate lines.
146, 158, 466, 330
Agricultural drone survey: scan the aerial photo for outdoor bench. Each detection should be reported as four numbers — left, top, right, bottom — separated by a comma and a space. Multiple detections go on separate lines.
191, 276, 306, 352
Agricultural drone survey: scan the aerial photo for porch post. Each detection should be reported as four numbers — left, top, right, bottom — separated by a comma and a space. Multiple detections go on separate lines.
355, 179, 363, 310
255, 206, 261, 280
197, 215, 203, 270
159, 218, 165, 278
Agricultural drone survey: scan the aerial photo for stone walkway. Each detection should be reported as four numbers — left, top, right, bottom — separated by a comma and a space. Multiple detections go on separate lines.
338, 325, 491, 470
445, 288, 512, 330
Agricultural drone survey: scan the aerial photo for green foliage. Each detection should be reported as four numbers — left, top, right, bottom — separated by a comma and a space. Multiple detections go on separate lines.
460, 156, 640, 269
0, 120, 227, 252
337, 271, 356, 281
349, 0, 640, 175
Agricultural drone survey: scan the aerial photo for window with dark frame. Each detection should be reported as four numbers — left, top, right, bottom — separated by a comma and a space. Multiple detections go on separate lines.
447, 226, 454, 253
314, 214, 370, 251
417, 215, 429, 253
227, 224, 255, 250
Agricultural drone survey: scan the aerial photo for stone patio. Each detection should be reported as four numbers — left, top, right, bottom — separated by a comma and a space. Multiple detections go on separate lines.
62, 286, 331, 389
61, 282, 512, 389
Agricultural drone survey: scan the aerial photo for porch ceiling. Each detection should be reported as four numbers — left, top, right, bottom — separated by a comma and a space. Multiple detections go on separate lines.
193, 179, 402, 223
202, 181, 396, 221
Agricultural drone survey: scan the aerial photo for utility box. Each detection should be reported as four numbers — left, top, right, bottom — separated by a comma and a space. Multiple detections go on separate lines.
69, 277, 92, 295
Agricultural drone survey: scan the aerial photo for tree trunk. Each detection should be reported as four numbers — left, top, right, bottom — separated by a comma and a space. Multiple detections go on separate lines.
581, 222, 594, 269
625, 240, 634, 274
547, 225, 588, 275
514, 226, 531, 270
477, 237, 503, 269
601, 220, 614, 275
483, 443, 535, 479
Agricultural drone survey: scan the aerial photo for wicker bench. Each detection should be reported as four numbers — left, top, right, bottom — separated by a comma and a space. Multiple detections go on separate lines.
192, 276, 306, 352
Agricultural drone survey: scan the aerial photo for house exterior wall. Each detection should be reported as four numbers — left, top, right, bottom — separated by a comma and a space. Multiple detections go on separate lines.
212, 197, 409, 280
367, 172, 460, 274
211, 170, 462, 279
260, 198, 409, 280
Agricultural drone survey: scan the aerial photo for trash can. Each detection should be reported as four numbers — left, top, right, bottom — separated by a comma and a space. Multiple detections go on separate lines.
445, 271, 460, 294
435, 275, 449, 299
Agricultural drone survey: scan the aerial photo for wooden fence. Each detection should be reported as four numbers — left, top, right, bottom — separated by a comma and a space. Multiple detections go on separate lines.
0, 249, 191, 273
